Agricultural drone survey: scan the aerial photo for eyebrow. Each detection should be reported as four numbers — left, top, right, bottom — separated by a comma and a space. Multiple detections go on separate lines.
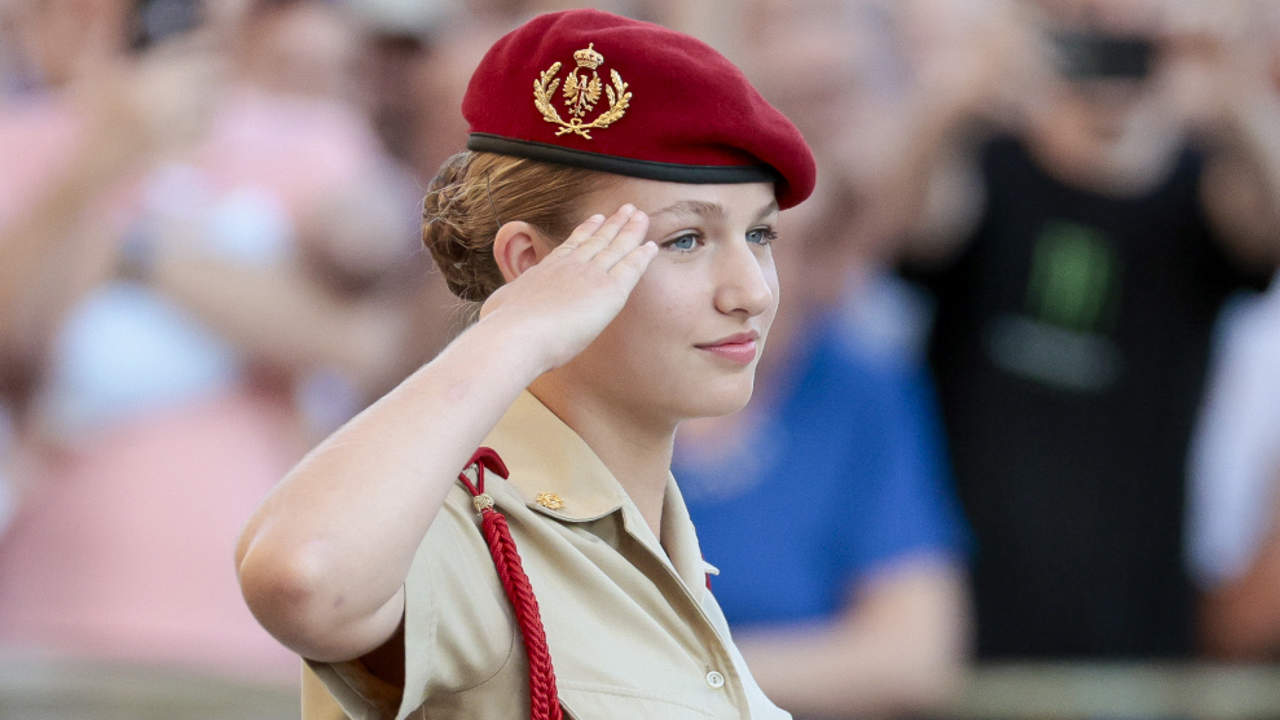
649, 198, 779, 222
649, 200, 724, 219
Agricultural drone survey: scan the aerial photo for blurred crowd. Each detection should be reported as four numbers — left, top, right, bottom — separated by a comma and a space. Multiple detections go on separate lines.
1, 0, 1279, 718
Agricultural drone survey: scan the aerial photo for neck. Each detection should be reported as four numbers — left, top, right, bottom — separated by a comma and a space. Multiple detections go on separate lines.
528, 373, 676, 542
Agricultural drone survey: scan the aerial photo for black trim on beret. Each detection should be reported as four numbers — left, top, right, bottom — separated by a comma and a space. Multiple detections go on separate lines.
467, 133, 780, 186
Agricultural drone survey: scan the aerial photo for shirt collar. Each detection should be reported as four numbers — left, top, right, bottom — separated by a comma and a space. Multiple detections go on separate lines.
658, 474, 712, 596
482, 390, 627, 521
482, 390, 709, 595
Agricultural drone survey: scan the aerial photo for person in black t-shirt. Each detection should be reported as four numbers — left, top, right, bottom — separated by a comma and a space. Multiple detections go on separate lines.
891, 1, 1280, 659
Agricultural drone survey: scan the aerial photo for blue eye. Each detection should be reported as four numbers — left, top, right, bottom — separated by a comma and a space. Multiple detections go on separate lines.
664, 233, 701, 251
747, 227, 778, 246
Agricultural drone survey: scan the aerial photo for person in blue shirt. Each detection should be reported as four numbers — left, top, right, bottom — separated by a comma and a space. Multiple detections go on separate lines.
675, 179, 971, 718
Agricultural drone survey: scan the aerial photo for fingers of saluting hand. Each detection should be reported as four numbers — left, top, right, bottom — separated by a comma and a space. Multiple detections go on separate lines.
555, 204, 655, 276
606, 236, 659, 283
479, 203, 658, 371
573, 204, 640, 259
557, 213, 606, 254
592, 207, 650, 269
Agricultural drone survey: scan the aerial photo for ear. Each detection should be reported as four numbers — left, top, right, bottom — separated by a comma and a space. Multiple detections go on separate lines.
492, 221, 550, 283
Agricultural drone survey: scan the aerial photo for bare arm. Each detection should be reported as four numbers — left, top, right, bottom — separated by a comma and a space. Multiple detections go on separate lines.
1199, 86, 1280, 267
0, 41, 218, 365
235, 206, 657, 662
0, 139, 131, 364
141, 239, 413, 399
1200, 464, 1280, 659
234, 316, 544, 661
736, 557, 970, 717
1166, 6, 1280, 267
876, 94, 989, 264
877, 1, 1051, 262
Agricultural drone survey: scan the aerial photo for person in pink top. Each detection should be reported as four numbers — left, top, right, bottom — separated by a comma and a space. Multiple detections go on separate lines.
0, 0, 429, 681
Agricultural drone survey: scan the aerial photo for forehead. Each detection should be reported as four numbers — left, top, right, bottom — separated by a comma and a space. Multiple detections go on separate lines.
583, 177, 777, 219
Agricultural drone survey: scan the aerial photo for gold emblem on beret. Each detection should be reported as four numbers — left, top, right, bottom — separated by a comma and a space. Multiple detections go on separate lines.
533, 42, 631, 140
535, 492, 565, 510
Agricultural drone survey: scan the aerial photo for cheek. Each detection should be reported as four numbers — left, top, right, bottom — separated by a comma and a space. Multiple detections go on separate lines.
585, 264, 701, 381
774, 245, 800, 295
610, 269, 691, 344
762, 260, 782, 330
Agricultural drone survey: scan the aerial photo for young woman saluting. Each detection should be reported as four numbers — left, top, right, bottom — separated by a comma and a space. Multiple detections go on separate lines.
237, 9, 815, 719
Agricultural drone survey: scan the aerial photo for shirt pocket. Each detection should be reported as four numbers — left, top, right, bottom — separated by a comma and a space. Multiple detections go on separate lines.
558, 683, 717, 720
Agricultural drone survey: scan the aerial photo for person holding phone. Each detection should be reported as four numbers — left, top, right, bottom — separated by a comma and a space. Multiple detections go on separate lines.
895, 0, 1280, 659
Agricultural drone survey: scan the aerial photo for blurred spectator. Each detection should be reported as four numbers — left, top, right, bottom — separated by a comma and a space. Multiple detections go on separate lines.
0, 0, 220, 540
0, 0, 435, 680
898, 0, 1280, 659
1188, 274, 1280, 659
0, 0, 216, 376
400, 12, 508, 183
1183, 1, 1280, 662
353, 6, 436, 172
237, 0, 365, 104
676, 182, 971, 718
671, 3, 972, 717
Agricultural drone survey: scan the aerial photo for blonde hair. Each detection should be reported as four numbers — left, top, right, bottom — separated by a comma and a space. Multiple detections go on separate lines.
422, 151, 615, 303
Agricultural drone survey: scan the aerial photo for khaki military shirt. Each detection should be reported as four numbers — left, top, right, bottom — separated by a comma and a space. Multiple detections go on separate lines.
306, 390, 789, 719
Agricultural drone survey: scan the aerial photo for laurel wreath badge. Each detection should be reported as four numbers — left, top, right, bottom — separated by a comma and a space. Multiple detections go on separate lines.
533, 43, 631, 140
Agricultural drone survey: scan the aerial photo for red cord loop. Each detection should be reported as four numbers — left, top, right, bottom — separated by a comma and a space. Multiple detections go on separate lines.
457, 446, 509, 496
456, 447, 562, 720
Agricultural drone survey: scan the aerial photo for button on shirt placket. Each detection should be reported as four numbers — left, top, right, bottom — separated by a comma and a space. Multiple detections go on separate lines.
615, 503, 751, 719
533, 502, 750, 717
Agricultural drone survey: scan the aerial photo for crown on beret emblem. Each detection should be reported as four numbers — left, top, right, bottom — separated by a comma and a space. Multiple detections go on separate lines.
533, 42, 631, 140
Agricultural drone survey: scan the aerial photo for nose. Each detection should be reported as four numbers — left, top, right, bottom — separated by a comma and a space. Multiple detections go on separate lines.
712, 240, 775, 318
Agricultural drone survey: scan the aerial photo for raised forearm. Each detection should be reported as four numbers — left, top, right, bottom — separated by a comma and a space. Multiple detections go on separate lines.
145, 243, 407, 394
1202, 82, 1280, 263
237, 204, 655, 662
235, 315, 546, 662
0, 131, 141, 356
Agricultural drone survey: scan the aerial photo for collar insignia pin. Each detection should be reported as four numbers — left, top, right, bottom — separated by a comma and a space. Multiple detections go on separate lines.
535, 492, 565, 511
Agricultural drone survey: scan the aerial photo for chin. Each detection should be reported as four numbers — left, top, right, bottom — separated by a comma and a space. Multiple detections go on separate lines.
674, 373, 757, 419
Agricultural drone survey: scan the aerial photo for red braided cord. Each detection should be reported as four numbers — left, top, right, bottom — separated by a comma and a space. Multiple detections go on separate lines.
457, 448, 562, 720
478, 508, 563, 720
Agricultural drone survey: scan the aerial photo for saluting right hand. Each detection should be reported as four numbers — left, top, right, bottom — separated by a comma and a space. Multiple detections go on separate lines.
478, 203, 657, 373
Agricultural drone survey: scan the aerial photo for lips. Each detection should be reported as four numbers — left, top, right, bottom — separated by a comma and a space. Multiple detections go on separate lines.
695, 332, 760, 365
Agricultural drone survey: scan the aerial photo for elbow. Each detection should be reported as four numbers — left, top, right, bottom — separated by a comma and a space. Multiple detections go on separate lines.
1199, 586, 1280, 661
879, 591, 973, 712
908, 607, 973, 710
236, 528, 404, 663
853, 644, 967, 716
894, 650, 968, 711
236, 535, 339, 656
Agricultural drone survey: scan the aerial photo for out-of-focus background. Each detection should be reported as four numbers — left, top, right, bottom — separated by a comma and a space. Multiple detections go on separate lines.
2, 0, 1279, 718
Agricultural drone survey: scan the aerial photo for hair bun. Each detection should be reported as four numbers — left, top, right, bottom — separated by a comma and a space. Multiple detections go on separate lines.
422, 153, 503, 302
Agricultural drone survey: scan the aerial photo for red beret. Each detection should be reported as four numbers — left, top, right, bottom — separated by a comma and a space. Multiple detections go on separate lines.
462, 9, 816, 209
